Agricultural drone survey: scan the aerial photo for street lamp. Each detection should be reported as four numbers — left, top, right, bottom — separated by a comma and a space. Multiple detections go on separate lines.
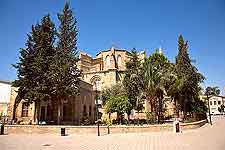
95, 81, 100, 136
206, 94, 212, 125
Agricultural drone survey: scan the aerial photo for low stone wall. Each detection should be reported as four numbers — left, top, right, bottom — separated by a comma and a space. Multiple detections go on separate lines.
180, 119, 207, 130
4, 120, 207, 135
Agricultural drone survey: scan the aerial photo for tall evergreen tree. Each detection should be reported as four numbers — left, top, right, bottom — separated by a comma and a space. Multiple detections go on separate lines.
48, 2, 80, 124
13, 15, 56, 121
54, 2, 80, 97
123, 48, 143, 120
175, 35, 205, 118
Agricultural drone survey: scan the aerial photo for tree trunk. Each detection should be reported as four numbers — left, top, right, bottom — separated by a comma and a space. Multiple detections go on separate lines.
12, 103, 17, 121
174, 98, 179, 118
36, 101, 41, 125
119, 114, 122, 125
137, 110, 140, 125
147, 95, 154, 112
183, 99, 187, 120
127, 114, 130, 126
108, 112, 111, 119
57, 98, 61, 125
33, 101, 37, 124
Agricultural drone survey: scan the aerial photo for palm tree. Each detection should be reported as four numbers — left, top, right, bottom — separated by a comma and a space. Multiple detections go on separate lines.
166, 66, 185, 118
142, 57, 158, 113
205, 86, 220, 96
142, 52, 172, 123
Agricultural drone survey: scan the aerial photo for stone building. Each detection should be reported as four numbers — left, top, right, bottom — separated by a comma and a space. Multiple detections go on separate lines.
79, 47, 146, 91
7, 80, 96, 125
79, 47, 131, 91
78, 47, 153, 119
78, 47, 177, 120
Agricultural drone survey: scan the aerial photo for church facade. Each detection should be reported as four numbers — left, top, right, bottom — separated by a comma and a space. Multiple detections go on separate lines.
79, 47, 145, 90
79, 47, 129, 91
78, 47, 175, 120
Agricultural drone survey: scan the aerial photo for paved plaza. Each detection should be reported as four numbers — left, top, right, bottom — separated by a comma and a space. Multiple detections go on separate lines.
0, 116, 225, 150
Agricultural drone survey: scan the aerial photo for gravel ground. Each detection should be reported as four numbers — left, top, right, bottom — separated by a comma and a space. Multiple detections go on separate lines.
0, 116, 225, 150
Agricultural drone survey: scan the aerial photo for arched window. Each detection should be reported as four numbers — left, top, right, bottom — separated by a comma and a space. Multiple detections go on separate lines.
21, 102, 28, 117
117, 55, 122, 67
90, 75, 101, 91
105, 55, 110, 67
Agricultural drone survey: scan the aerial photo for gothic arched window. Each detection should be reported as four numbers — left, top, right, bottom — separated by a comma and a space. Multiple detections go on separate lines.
90, 75, 101, 91
105, 55, 110, 67
117, 55, 122, 68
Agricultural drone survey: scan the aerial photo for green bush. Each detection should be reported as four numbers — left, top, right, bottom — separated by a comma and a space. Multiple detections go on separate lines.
101, 117, 112, 126
145, 112, 157, 124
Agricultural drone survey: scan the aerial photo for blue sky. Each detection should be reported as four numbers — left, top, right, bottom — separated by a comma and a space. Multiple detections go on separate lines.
0, 0, 225, 94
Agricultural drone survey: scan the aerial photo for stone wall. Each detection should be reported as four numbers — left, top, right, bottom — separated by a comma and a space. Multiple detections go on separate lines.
4, 120, 207, 135
180, 119, 207, 130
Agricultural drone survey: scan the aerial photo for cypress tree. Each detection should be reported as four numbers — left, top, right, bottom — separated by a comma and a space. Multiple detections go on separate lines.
13, 15, 56, 122
48, 2, 80, 124
175, 35, 205, 118
123, 48, 143, 122
50, 2, 80, 97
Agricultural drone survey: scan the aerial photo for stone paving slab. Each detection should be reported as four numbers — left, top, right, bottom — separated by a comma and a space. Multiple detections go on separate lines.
0, 116, 225, 150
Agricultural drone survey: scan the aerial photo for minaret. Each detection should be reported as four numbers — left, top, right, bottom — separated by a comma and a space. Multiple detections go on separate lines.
159, 46, 163, 54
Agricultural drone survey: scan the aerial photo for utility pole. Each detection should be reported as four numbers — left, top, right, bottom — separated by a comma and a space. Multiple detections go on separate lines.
207, 94, 212, 125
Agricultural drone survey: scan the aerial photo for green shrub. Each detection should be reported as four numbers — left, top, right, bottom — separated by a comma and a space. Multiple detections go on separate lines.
101, 116, 112, 126
145, 112, 157, 124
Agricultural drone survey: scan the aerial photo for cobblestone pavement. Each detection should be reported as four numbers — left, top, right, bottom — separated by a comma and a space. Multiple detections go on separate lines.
1, 116, 225, 150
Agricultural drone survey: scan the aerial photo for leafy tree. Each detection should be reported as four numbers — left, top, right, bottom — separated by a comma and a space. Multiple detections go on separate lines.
134, 92, 145, 125
123, 48, 143, 119
101, 82, 125, 106
13, 15, 56, 122
106, 96, 132, 124
101, 82, 132, 123
191, 96, 207, 113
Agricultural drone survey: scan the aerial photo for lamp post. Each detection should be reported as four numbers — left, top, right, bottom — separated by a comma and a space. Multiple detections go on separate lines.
95, 82, 100, 136
207, 94, 212, 125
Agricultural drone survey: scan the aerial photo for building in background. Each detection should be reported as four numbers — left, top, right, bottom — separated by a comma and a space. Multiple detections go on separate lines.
208, 95, 225, 115
79, 47, 131, 91
79, 47, 145, 90
0, 80, 11, 123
